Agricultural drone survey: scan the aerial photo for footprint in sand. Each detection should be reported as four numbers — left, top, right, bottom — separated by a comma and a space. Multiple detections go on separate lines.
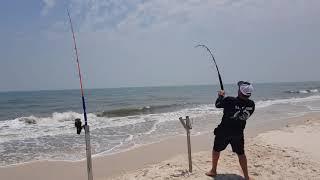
253, 164, 263, 168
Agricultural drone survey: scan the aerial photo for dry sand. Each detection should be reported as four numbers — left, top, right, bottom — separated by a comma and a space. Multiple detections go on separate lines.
112, 143, 320, 180
112, 116, 320, 180
1, 113, 320, 180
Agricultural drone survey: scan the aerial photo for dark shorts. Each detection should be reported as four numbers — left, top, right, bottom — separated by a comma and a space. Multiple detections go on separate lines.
213, 135, 245, 155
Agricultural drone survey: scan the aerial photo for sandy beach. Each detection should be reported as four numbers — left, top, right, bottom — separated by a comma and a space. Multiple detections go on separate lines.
1, 113, 320, 180
2, 0, 320, 179
111, 113, 320, 180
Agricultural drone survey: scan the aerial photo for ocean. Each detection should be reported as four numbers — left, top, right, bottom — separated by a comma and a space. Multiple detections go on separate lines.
1, 82, 320, 166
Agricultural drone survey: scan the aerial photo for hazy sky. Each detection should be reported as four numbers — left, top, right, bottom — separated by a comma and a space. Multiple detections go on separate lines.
1, 0, 320, 91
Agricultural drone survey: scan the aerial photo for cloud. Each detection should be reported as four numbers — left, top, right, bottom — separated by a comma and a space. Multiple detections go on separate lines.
39, 0, 320, 89
68, 0, 201, 31
41, 0, 56, 16
2, 0, 320, 91
64, 0, 274, 33
65, 0, 320, 32
66, 0, 145, 32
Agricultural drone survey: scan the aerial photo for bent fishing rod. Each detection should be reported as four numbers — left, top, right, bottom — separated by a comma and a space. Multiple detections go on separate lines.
195, 44, 224, 90
67, 9, 94, 180
67, 10, 88, 125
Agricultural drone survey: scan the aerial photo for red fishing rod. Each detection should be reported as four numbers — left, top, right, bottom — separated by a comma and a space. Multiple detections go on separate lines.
67, 9, 93, 180
67, 9, 88, 125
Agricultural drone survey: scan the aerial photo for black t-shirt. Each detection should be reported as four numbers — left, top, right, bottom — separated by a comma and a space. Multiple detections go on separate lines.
215, 95, 255, 136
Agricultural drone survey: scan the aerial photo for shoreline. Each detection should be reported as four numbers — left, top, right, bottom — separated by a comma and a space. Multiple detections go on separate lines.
0, 111, 305, 168
1, 112, 320, 180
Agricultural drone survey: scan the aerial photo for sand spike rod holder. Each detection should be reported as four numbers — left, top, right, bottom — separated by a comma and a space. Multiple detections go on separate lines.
179, 116, 192, 173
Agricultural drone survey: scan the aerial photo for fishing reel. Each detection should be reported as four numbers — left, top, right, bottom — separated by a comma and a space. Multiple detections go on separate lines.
74, 118, 84, 134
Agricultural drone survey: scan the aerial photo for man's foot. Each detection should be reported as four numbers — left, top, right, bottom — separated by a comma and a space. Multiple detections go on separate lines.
205, 169, 217, 177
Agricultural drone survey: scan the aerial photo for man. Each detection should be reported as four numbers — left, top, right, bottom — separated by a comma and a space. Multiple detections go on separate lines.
206, 81, 255, 180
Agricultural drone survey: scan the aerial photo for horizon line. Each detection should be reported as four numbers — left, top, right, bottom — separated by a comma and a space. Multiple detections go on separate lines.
1, 80, 320, 93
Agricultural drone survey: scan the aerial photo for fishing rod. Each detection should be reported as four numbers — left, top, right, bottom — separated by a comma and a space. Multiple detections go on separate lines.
195, 44, 224, 90
67, 9, 93, 180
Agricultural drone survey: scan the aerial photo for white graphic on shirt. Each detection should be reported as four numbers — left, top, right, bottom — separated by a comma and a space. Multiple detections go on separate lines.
231, 106, 251, 121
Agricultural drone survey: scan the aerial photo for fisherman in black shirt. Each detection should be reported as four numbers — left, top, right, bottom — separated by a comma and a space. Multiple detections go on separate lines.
206, 81, 255, 180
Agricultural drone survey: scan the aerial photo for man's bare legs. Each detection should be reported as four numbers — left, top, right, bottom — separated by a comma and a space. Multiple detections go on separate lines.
238, 153, 250, 180
206, 151, 250, 179
205, 150, 220, 177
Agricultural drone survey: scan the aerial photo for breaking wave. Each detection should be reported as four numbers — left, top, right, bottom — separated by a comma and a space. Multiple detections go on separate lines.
284, 89, 319, 94
256, 95, 320, 108
1, 95, 320, 143
96, 104, 184, 117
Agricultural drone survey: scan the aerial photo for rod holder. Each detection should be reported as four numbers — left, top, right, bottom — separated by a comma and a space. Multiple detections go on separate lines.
74, 119, 93, 180
179, 116, 192, 173
84, 125, 93, 180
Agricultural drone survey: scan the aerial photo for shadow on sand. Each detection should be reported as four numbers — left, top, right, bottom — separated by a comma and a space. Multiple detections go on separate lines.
211, 174, 245, 180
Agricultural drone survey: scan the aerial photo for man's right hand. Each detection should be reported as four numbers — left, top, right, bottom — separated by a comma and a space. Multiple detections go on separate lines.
218, 90, 225, 96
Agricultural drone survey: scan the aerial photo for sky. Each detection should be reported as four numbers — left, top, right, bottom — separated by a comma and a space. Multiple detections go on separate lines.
0, 0, 320, 91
